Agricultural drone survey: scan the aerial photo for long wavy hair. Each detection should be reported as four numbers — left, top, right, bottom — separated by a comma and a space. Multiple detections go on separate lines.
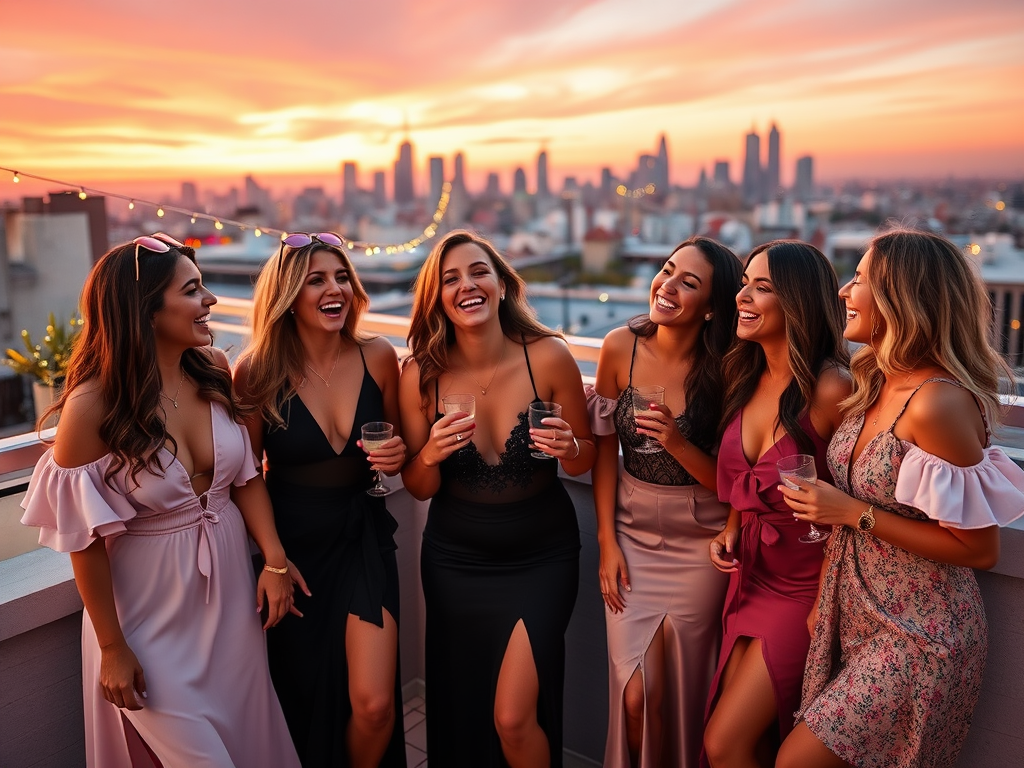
720, 240, 849, 453
844, 229, 1009, 425
237, 239, 370, 429
50, 240, 235, 485
407, 229, 559, 403
628, 236, 742, 450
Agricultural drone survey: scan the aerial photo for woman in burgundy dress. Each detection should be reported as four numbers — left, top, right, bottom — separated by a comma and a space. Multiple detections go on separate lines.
704, 241, 850, 768
776, 230, 1023, 768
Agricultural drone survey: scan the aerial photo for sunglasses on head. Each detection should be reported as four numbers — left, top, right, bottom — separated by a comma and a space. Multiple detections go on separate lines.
277, 232, 345, 272
132, 233, 185, 281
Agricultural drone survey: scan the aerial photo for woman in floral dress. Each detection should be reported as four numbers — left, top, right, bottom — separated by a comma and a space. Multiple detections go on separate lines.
776, 229, 1024, 768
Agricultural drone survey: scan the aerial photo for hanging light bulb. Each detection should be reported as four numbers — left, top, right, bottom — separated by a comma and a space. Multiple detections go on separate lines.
12, 171, 19, 183
190, 214, 197, 224
157, 207, 165, 217
254, 228, 262, 237
128, 200, 135, 210
214, 220, 223, 230
78, 188, 87, 200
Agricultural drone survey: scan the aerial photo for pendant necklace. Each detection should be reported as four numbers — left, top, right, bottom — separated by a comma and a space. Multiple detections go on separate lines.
306, 347, 342, 388
462, 340, 506, 396
872, 373, 914, 427
162, 369, 186, 409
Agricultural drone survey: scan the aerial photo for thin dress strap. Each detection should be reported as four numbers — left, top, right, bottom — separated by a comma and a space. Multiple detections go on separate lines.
627, 335, 639, 388
521, 334, 541, 401
357, 343, 368, 370
889, 377, 991, 444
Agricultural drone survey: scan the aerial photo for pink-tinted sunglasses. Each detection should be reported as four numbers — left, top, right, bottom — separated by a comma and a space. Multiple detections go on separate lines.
132, 233, 185, 281
277, 232, 345, 271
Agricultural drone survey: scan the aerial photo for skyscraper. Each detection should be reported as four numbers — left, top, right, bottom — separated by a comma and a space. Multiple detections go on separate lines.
373, 171, 387, 209
485, 172, 501, 199
453, 152, 466, 195
766, 123, 781, 201
655, 133, 670, 192
742, 128, 761, 206
795, 156, 814, 203
342, 161, 358, 210
393, 140, 414, 205
513, 167, 527, 195
428, 156, 445, 204
537, 150, 549, 198
713, 160, 731, 187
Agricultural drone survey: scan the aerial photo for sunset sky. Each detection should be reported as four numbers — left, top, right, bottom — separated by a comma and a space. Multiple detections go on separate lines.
3, 0, 1023, 197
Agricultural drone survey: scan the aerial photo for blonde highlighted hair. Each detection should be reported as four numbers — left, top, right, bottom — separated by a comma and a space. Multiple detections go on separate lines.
407, 230, 558, 402
238, 239, 370, 428
844, 228, 1009, 426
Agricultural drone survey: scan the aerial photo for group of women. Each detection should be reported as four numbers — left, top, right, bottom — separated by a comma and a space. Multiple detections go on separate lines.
20, 224, 1024, 768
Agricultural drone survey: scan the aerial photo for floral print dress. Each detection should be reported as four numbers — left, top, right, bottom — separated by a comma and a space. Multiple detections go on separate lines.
798, 379, 1024, 768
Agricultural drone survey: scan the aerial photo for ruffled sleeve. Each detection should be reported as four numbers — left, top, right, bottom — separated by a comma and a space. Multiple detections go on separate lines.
585, 384, 618, 436
20, 450, 139, 552
231, 420, 261, 487
895, 443, 1024, 529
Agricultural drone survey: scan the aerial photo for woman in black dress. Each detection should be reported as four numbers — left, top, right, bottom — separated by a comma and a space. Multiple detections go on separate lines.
235, 232, 407, 768
399, 230, 596, 768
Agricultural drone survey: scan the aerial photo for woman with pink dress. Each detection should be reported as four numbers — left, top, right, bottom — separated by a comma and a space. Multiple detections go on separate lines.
587, 237, 740, 768
20, 235, 301, 768
704, 241, 850, 768
776, 229, 1024, 768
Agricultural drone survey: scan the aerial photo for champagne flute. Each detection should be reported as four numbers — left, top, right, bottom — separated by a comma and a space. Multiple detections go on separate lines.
631, 385, 665, 454
528, 401, 562, 459
361, 421, 393, 497
777, 453, 830, 544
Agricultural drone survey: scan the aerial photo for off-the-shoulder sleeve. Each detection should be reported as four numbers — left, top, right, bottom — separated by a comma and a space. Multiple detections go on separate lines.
895, 443, 1024, 529
20, 450, 138, 552
231, 420, 260, 487
585, 384, 618, 436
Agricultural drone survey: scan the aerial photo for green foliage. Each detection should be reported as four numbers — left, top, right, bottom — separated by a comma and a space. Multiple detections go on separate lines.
4, 313, 83, 386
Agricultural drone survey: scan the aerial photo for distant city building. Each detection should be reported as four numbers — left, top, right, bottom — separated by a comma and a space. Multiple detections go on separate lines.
537, 150, 550, 198
244, 175, 273, 217
485, 172, 501, 199
428, 156, 445, 204
795, 155, 814, 203
180, 182, 199, 211
766, 123, 781, 201
394, 140, 414, 205
713, 160, 731, 187
656, 134, 670, 192
453, 153, 466, 194
342, 162, 358, 209
373, 171, 387, 209
513, 167, 527, 195
600, 167, 616, 199
742, 128, 762, 206
635, 154, 658, 189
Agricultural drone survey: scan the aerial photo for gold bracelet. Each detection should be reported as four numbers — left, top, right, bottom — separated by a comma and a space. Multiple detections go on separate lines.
565, 437, 581, 461
263, 563, 289, 575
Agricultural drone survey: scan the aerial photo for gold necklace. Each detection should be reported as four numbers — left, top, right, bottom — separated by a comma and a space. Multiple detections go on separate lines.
871, 373, 914, 427
161, 369, 186, 409
460, 339, 507, 396
306, 348, 341, 388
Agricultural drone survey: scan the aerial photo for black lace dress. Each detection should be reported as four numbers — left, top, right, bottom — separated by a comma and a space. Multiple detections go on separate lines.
422, 342, 581, 767
263, 348, 405, 768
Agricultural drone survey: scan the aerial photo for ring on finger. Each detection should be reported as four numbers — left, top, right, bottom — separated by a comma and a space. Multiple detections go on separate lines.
456, 433, 463, 442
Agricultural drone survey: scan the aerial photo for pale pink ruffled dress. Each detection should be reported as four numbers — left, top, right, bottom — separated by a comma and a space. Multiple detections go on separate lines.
21, 402, 300, 768
799, 380, 1024, 768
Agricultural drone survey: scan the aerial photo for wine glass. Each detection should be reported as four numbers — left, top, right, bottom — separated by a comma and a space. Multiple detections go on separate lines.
442, 394, 476, 421
777, 454, 830, 544
361, 421, 393, 497
528, 401, 562, 459
631, 385, 665, 454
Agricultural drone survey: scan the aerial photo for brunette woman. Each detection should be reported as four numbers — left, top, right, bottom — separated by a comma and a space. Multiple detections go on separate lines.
234, 232, 407, 768
776, 230, 1023, 768
588, 237, 740, 767
399, 230, 595, 768
21, 234, 300, 767
703, 241, 850, 768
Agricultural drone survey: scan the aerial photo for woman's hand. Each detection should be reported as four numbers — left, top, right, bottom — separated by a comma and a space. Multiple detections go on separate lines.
286, 558, 311, 617
634, 403, 688, 455
416, 411, 476, 468
257, 567, 295, 630
359, 435, 408, 476
98, 640, 147, 710
778, 477, 861, 528
529, 416, 579, 460
710, 520, 741, 573
598, 540, 631, 613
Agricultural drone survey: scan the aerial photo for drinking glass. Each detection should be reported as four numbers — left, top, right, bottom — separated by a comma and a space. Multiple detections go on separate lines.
528, 401, 562, 459
361, 421, 393, 497
442, 394, 476, 421
631, 385, 666, 454
776, 453, 830, 543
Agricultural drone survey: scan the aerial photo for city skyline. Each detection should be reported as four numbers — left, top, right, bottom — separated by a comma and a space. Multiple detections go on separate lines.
3, 0, 1023, 192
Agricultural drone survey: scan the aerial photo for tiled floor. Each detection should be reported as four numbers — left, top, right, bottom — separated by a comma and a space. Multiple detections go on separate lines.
403, 695, 428, 768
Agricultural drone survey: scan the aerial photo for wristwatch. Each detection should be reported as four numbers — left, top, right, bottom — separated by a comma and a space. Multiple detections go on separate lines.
857, 505, 876, 532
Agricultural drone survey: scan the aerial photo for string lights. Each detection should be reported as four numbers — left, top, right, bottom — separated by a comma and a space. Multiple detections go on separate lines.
0, 166, 453, 254
616, 183, 657, 199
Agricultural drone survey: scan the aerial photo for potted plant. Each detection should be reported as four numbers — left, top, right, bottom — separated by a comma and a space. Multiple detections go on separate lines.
4, 313, 83, 426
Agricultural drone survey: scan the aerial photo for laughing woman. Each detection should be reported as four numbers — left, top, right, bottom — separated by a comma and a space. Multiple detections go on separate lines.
235, 233, 407, 768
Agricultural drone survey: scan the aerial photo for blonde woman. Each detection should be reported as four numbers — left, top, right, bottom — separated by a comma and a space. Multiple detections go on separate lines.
400, 230, 595, 768
777, 230, 1024, 768
234, 232, 407, 768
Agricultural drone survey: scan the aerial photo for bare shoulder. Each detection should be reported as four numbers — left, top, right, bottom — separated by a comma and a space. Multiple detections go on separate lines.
902, 380, 986, 466
601, 326, 635, 358
813, 364, 852, 408
526, 334, 575, 367
204, 345, 231, 373
53, 380, 109, 467
362, 336, 399, 370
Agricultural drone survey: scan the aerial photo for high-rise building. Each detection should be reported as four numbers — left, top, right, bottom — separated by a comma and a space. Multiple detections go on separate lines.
600, 167, 615, 199
795, 156, 814, 203
713, 160, 731, 187
453, 153, 466, 194
244, 175, 273, 216
393, 140, 414, 205
742, 128, 761, 206
513, 167, 527, 195
342, 161, 358, 209
766, 123, 781, 201
485, 172, 501, 199
655, 133, 670, 192
180, 182, 199, 211
428, 156, 445, 204
372, 171, 387, 209
537, 150, 549, 198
